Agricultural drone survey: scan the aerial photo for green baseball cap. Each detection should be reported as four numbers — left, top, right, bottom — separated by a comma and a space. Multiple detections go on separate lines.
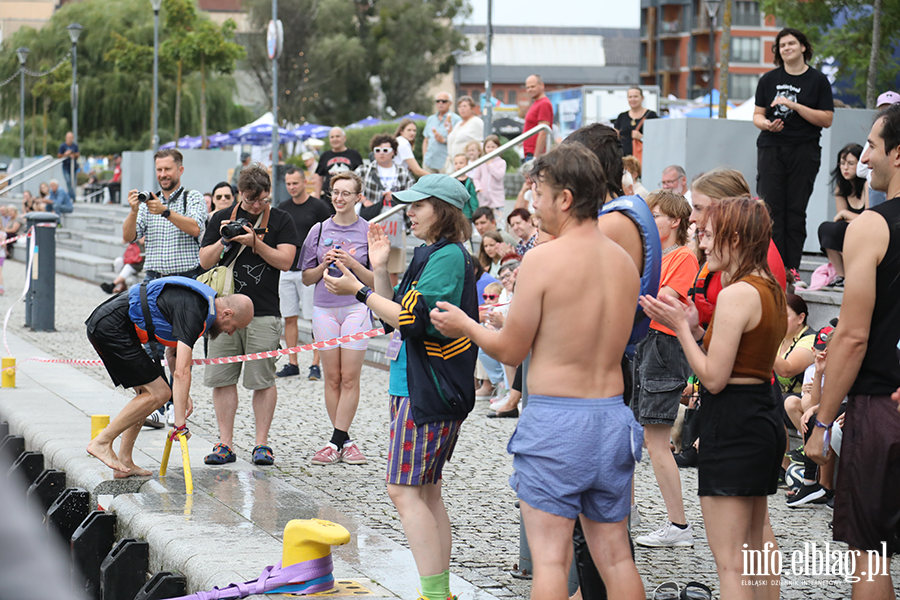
392, 174, 469, 210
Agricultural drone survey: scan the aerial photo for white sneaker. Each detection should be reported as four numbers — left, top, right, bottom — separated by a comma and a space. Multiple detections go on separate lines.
490, 393, 510, 410
635, 522, 694, 548
165, 403, 175, 427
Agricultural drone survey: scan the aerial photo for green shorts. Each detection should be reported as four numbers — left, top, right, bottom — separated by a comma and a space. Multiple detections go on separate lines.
204, 315, 283, 390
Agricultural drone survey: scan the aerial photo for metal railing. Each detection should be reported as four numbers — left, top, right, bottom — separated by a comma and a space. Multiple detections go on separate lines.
0, 157, 66, 196
0, 155, 54, 186
371, 123, 552, 224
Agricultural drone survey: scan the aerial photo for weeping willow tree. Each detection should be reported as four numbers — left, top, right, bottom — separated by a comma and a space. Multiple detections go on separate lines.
0, 0, 250, 156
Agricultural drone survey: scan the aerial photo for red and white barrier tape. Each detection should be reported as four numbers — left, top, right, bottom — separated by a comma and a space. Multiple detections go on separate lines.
0, 230, 33, 247
2, 326, 389, 372
3, 227, 36, 356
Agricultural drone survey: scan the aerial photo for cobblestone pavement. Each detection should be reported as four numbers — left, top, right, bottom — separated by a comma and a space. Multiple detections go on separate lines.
4, 260, 898, 599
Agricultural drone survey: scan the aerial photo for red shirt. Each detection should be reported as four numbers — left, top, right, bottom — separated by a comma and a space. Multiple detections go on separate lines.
693, 239, 787, 327
112, 165, 122, 183
523, 96, 553, 155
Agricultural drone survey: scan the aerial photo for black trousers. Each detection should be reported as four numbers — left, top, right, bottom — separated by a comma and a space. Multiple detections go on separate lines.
756, 141, 822, 271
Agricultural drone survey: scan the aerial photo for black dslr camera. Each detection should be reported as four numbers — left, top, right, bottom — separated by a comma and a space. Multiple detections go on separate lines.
221, 218, 253, 240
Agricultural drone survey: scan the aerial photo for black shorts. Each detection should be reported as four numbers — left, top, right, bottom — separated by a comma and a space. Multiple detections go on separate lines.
697, 382, 785, 496
834, 394, 900, 555
85, 294, 164, 390
632, 330, 692, 426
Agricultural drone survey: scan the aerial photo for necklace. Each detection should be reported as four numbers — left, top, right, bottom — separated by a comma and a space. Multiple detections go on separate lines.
662, 243, 679, 256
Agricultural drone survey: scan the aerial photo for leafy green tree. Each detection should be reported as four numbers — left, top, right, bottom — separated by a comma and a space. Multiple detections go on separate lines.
160, 0, 199, 145
0, 0, 249, 155
181, 18, 245, 147
760, 0, 900, 104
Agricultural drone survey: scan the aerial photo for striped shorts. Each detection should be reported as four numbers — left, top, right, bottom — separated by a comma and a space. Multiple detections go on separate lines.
386, 395, 462, 486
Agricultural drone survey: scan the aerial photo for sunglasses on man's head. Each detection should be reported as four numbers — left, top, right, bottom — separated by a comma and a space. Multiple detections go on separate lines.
483, 293, 498, 300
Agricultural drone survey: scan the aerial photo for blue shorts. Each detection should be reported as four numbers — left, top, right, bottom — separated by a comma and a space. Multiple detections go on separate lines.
508, 394, 642, 523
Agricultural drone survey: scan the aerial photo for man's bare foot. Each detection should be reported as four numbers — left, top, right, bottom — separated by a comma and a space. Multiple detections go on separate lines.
114, 463, 152, 479
86, 439, 129, 473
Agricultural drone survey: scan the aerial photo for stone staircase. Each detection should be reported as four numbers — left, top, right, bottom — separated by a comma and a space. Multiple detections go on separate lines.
55, 203, 134, 285
795, 253, 842, 329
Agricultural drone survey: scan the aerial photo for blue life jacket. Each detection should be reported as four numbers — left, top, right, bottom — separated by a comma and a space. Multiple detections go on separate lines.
128, 276, 217, 347
599, 195, 662, 357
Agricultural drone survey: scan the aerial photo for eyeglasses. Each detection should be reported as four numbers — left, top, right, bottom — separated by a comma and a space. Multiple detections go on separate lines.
373, 147, 393, 154
331, 190, 358, 199
435, 99, 450, 103
499, 273, 513, 281
483, 293, 498, 300
659, 178, 682, 188
242, 196, 270, 205
652, 212, 666, 219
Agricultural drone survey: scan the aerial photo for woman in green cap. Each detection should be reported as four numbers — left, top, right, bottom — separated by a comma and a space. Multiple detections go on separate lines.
325, 173, 479, 600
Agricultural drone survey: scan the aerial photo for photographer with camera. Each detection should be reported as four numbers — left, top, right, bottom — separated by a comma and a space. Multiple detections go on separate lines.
199, 164, 301, 466
122, 149, 208, 281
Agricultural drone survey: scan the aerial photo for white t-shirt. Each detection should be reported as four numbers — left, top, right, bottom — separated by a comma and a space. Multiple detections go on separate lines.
377, 164, 399, 191
394, 137, 415, 167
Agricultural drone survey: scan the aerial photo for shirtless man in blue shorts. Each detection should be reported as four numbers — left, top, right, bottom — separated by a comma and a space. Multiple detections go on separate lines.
431, 143, 645, 600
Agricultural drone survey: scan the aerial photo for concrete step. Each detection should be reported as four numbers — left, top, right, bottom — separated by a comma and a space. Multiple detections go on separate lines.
57, 230, 127, 261
55, 248, 115, 282
796, 287, 841, 329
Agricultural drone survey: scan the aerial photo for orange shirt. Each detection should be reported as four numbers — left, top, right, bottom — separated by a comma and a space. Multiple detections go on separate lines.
650, 245, 700, 336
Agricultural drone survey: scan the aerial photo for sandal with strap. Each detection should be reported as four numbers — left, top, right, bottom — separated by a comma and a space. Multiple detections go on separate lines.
680, 581, 712, 600
204, 443, 236, 465
252, 444, 275, 466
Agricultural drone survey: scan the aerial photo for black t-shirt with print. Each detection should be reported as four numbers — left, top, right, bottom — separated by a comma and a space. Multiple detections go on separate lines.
315, 149, 363, 200
755, 65, 834, 147
279, 195, 334, 271
201, 206, 301, 317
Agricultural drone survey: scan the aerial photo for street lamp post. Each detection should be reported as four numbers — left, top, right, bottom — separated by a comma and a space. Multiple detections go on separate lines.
705, 0, 721, 118
67, 23, 83, 198
151, 0, 162, 151
17, 47, 29, 172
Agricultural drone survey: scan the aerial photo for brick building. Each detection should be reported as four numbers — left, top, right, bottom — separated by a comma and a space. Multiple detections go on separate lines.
640, 0, 781, 101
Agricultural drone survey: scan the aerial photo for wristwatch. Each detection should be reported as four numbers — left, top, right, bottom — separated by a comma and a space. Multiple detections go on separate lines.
162, 208, 171, 219
356, 285, 372, 304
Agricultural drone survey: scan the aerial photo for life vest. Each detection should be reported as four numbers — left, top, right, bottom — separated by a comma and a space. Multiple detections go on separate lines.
599, 195, 662, 356
128, 276, 217, 347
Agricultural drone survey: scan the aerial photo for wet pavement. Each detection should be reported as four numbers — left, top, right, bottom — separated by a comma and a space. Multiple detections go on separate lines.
1, 259, 899, 599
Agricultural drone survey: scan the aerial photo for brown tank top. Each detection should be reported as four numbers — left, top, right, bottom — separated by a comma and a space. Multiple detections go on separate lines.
703, 274, 787, 380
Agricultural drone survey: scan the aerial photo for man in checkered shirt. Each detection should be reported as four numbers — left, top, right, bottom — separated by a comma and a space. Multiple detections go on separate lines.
122, 148, 207, 282
122, 148, 208, 426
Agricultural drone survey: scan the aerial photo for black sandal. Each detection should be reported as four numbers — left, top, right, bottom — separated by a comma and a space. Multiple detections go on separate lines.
680, 581, 712, 600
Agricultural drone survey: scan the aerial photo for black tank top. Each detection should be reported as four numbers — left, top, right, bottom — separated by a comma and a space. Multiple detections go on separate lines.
851, 199, 900, 395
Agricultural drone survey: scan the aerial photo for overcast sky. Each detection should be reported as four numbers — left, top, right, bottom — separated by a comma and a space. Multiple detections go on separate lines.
463, 0, 640, 29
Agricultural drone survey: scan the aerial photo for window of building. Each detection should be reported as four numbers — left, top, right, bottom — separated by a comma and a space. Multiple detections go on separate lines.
494, 89, 505, 102
730, 74, 760, 101
733, 1, 761, 27
731, 37, 760, 63
508, 91, 517, 105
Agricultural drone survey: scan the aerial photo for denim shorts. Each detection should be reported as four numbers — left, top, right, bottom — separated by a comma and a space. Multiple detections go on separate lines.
508, 394, 643, 523
632, 330, 692, 426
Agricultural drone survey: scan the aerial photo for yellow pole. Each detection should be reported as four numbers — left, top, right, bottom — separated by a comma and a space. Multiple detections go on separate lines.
90, 415, 110, 440
2, 357, 16, 388
178, 434, 193, 495
160, 434, 173, 477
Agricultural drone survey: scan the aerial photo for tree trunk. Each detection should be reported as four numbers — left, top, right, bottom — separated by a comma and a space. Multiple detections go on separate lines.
42, 96, 49, 155
200, 54, 208, 149
175, 60, 182, 146
866, 0, 882, 109
31, 94, 37, 156
718, 0, 732, 118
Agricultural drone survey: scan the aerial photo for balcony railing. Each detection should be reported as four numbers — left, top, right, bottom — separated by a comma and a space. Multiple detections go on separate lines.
660, 55, 680, 71
659, 18, 685, 35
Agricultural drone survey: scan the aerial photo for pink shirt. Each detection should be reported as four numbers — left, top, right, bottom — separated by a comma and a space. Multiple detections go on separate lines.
469, 158, 506, 209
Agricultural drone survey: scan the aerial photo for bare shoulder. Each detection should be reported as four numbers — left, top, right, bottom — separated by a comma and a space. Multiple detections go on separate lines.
596, 212, 642, 274
717, 281, 762, 309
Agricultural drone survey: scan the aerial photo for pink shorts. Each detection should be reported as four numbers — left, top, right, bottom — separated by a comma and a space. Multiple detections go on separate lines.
312, 304, 372, 351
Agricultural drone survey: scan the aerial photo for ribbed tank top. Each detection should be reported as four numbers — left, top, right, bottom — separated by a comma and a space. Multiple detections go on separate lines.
703, 274, 787, 380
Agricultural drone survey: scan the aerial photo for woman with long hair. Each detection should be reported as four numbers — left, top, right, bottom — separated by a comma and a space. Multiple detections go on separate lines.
394, 118, 428, 178
323, 174, 478, 600
300, 171, 375, 466
641, 197, 787, 598
816, 143, 866, 286
478, 230, 505, 277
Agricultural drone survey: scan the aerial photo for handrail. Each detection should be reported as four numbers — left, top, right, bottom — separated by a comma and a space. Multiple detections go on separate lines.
370, 123, 551, 224
0, 157, 66, 196
1, 155, 54, 182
